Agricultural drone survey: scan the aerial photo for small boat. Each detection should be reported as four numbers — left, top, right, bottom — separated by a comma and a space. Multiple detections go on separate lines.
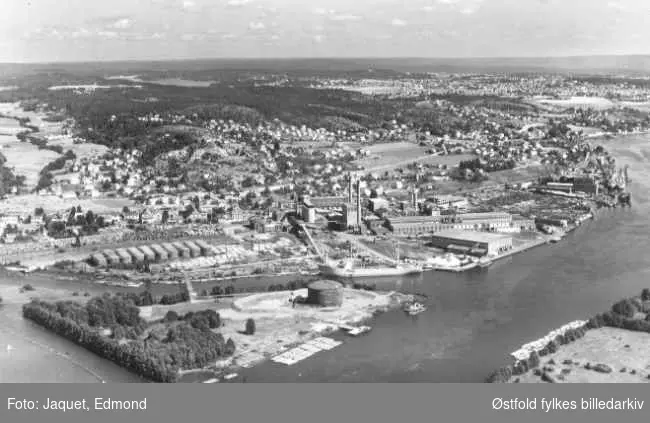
478, 257, 492, 268
223, 373, 238, 380
346, 326, 372, 336
404, 302, 427, 315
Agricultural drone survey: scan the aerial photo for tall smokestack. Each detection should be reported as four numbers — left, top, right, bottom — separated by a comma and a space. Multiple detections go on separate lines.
348, 172, 353, 204
356, 179, 361, 228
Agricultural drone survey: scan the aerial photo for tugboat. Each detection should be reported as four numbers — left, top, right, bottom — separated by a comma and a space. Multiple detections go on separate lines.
404, 302, 427, 316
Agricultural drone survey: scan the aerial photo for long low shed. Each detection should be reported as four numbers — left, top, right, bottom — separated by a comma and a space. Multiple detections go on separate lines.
183, 241, 202, 258
161, 243, 179, 259
91, 253, 107, 267
150, 244, 169, 261
127, 246, 145, 263
115, 248, 132, 264
193, 239, 215, 256
137, 245, 157, 262
103, 250, 121, 266
172, 242, 191, 258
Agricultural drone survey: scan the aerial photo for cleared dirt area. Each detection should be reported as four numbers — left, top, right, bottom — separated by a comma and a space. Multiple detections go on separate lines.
142, 288, 404, 370
515, 327, 650, 383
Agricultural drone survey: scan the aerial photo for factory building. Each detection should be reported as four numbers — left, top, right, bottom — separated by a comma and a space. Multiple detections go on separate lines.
387, 212, 514, 236
387, 215, 441, 236
150, 244, 169, 261
429, 230, 513, 257
368, 198, 390, 212
545, 182, 574, 193
430, 195, 469, 211
440, 212, 512, 231
572, 177, 600, 195
301, 202, 316, 223
305, 196, 347, 210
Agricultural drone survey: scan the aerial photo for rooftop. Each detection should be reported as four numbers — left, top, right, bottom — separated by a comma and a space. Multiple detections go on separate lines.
432, 230, 512, 243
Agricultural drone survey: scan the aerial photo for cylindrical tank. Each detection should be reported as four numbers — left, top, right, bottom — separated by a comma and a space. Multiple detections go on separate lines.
306, 280, 344, 307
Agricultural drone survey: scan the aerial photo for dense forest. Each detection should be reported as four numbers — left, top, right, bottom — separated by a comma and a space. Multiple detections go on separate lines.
22, 293, 236, 382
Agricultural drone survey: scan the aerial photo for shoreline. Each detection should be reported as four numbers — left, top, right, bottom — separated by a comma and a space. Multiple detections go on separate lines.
486, 288, 650, 383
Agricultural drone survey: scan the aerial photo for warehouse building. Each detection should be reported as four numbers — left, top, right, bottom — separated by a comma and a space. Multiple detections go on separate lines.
172, 242, 191, 258
138, 245, 157, 262
127, 246, 145, 263
440, 212, 512, 231
103, 250, 121, 266
150, 244, 169, 261
183, 241, 202, 258
161, 243, 179, 260
429, 230, 513, 257
387, 215, 441, 236
91, 253, 107, 267
387, 212, 514, 236
115, 248, 132, 264
194, 239, 215, 256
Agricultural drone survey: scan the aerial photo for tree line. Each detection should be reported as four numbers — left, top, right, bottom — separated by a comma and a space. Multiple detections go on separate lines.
22, 293, 236, 383
486, 288, 650, 383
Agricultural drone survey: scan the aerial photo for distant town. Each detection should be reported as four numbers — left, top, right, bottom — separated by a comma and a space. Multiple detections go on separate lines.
0, 62, 647, 383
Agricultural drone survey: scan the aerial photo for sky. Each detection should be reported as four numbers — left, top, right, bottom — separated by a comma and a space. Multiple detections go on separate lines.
1, 0, 649, 62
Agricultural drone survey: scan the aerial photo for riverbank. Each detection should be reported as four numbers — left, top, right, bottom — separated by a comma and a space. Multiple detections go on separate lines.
486, 288, 650, 383
513, 327, 650, 383
142, 288, 408, 382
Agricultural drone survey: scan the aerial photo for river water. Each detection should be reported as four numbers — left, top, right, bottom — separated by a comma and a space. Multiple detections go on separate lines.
1, 134, 649, 383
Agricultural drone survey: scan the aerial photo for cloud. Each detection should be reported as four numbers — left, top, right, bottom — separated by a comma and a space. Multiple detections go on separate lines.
391, 18, 407, 26
270, 34, 281, 40
110, 18, 133, 30
313, 34, 324, 43
607, 1, 625, 10
181, 33, 204, 41
227, 0, 251, 6
97, 31, 119, 39
330, 14, 362, 21
437, 0, 459, 4
182, 0, 196, 10
248, 21, 265, 31
222, 33, 236, 39
70, 28, 92, 39
422, 6, 435, 12
312, 8, 332, 15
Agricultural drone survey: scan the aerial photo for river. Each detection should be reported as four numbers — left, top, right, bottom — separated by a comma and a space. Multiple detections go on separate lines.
0, 134, 648, 383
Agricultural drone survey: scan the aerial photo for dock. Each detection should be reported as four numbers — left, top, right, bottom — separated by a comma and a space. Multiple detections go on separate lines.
271, 337, 342, 366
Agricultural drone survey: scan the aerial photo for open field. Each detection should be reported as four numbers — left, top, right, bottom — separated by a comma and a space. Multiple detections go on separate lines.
355, 141, 474, 173
529, 96, 615, 110
0, 194, 133, 214
45, 135, 108, 160
0, 134, 60, 188
515, 327, 650, 383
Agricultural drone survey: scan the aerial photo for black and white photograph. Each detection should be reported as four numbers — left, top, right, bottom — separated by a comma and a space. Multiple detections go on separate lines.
1, 0, 650, 386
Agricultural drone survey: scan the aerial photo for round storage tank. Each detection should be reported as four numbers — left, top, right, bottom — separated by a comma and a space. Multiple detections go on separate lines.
307, 280, 344, 307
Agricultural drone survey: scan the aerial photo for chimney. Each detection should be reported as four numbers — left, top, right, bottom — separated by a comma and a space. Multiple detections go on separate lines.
348, 172, 353, 204
356, 179, 361, 228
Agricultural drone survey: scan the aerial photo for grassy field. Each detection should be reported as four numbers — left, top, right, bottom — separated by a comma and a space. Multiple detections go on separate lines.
515, 327, 650, 383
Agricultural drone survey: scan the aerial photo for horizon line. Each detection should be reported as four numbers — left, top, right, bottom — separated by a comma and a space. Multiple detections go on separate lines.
2, 53, 650, 66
